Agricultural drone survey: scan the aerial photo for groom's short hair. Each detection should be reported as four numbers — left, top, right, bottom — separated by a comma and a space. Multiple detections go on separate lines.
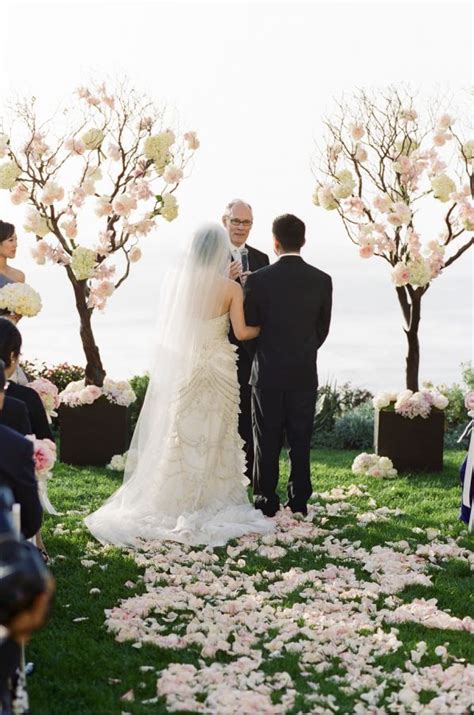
272, 214, 305, 251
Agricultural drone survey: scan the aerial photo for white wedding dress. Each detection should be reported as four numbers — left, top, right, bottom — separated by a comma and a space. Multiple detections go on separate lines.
85, 312, 274, 548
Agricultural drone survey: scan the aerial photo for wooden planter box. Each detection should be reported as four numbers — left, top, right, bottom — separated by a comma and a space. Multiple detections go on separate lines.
374, 409, 444, 472
59, 397, 130, 467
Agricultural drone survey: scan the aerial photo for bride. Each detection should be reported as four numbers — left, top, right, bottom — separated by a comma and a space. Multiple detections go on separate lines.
85, 223, 274, 547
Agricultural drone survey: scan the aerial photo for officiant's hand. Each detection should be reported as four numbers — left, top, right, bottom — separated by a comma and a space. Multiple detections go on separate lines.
229, 261, 242, 281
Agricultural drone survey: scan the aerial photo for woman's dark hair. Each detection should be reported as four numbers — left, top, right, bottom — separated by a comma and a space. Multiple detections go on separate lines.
0, 221, 15, 244
272, 214, 305, 251
0, 359, 5, 393
0, 319, 22, 368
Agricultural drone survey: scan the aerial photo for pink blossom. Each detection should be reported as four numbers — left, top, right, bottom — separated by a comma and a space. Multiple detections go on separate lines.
359, 243, 374, 259
10, 184, 29, 205
392, 262, 410, 287
112, 193, 137, 217
437, 113, 454, 131
350, 124, 364, 141
61, 219, 78, 240
95, 196, 113, 218
184, 131, 200, 150
373, 194, 392, 213
41, 181, 65, 205
106, 143, 121, 161
26, 436, 56, 478
130, 180, 153, 201
64, 137, 85, 155
71, 186, 86, 208
163, 165, 183, 184
129, 246, 142, 263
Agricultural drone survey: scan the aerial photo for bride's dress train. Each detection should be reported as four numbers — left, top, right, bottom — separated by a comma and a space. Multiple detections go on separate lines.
85, 313, 273, 547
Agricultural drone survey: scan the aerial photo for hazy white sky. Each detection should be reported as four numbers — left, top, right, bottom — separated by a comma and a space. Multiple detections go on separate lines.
1, 0, 472, 390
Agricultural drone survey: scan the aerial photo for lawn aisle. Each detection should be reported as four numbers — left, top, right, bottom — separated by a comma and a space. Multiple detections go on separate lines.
29, 451, 473, 715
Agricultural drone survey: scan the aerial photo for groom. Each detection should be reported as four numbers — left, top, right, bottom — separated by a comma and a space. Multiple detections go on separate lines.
223, 199, 269, 480
244, 214, 332, 516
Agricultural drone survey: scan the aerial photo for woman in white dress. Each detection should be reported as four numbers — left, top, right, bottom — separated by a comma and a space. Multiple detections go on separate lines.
85, 223, 274, 547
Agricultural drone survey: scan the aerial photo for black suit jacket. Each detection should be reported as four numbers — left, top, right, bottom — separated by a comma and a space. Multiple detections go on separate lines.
244, 255, 332, 390
5, 382, 53, 441
229, 244, 270, 381
0, 424, 43, 539
0, 396, 32, 435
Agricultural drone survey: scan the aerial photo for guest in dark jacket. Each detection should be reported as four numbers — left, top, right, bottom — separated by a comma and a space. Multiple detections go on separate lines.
0, 318, 53, 441
0, 394, 32, 435
0, 361, 42, 539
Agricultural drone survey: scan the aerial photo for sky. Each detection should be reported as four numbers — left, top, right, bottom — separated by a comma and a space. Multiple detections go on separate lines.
1, 0, 472, 391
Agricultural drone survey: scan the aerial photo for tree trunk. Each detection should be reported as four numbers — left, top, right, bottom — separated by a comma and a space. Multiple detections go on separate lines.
395, 285, 424, 392
70, 276, 106, 387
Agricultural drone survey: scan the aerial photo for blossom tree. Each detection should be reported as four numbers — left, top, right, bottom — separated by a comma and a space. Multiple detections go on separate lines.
0, 80, 199, 386
313, 88, 473, 391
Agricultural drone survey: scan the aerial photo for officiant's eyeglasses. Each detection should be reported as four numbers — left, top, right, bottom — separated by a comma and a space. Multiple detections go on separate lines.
229, 219, 253, 227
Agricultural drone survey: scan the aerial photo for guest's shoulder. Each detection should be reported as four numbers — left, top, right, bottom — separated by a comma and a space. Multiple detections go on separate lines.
9, 267, 25, 283
0, 423, 33, 455
8, 383, 39, 402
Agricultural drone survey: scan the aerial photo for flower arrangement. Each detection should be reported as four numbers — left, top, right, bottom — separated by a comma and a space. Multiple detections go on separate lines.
29, 377, 60, 421
26, 435, 58, 514
352, 453, 398, 478
0, 282, 42, 317
373, 388, 449, 419
0, 78, 199, 385
59, 378, 136, 408
107, 451, 128, 471
313, 88, 473, 391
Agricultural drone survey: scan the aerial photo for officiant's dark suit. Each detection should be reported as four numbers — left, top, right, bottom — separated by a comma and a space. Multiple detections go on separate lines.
229, 245, 269, 479
244, 214, 332, 516
223, 199, 269, 480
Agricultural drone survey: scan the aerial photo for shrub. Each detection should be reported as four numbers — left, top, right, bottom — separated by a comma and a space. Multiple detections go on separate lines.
333, 403, 374, 450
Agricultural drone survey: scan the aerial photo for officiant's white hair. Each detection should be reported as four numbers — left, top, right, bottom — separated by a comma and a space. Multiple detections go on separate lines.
223, 198, 253, 215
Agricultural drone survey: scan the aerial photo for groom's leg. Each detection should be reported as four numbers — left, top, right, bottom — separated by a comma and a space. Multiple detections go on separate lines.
252, 387, 284, 516
284, 389, 317, 513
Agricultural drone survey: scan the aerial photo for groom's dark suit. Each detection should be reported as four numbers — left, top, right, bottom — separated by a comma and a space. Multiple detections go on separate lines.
244, 255, 332, 515
229, 244, 269, 479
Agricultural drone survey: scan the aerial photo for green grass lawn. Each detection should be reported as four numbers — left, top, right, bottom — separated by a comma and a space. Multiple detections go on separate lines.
27, 450, 473, 714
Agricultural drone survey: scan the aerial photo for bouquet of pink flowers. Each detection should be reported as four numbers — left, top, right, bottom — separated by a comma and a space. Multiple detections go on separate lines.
29, 377, 61, 421
26, 435, 58, 514
372, 388, 448, 419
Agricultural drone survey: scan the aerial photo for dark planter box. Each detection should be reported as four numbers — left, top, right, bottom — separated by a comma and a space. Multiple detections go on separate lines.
59, 397, 130, 466
374, 409, 444, 472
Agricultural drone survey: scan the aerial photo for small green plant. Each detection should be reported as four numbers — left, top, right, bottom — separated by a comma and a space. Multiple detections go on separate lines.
129, 373, 150, 430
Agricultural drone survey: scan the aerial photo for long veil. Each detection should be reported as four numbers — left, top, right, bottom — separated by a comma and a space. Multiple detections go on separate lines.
91, 223, 231, 515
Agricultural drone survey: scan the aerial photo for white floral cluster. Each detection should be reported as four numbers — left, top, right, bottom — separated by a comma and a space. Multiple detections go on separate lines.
351, 452, 398, 478
0, 161, 21, 189
373, 388, 449, 419
60, 378, 136, 408
106, 451, 128, 471
0, 282, 42, 317
71, 246, 97, 281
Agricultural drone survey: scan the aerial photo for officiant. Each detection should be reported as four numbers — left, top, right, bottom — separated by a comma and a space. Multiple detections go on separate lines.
223, 199, 269, 480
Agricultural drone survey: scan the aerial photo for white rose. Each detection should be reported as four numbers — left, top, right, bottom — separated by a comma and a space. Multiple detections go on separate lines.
372, 392, 392, 410
431, 392, 449, 410
333, 169, 355, 199
318, 185, 338, 211
82, 128, 104, 151
160, 193, 178, 222
0, 161, 21, 190
431, 174, 456, 202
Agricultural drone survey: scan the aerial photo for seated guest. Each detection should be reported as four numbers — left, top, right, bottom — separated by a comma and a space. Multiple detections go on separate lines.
0, 370, 32, 435
0, 486, 53, 712
0, 318, 53, 441
0, 362, 42, 540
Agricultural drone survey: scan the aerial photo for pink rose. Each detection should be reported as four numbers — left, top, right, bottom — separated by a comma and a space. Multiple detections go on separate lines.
26, 436, 56, 477
465, 391, 474, 412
